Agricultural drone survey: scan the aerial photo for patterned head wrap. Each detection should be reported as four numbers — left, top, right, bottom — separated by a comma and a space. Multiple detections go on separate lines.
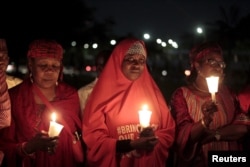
0, 39, 8, 52
126, 41, 146, 57
189, 42, 222, 63
27, 39, 63, 60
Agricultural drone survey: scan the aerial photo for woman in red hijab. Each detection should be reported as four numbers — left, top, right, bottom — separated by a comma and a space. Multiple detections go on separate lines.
82, 38, 175, 167
0, 39, 83, 167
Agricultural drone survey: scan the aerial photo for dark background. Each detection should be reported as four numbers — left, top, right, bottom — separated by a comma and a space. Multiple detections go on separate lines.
0, 0, 250, 102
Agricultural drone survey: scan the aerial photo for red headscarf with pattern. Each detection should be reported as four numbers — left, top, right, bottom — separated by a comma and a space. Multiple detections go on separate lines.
27, 39, 63, 60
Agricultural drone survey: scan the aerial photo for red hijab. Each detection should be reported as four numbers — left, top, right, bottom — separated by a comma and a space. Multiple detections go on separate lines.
83, 38, 162, 124
83, 38, 175, 167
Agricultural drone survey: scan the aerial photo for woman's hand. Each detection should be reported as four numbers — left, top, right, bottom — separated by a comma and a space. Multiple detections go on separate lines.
24, 130, 59, 154
129, 127, 158, 152
130, 136, 158, 152
201, 100, 218, 127
139, 127, 154, 137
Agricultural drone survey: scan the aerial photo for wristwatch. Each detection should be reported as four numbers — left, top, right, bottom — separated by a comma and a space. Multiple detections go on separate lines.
214, 130, 221, 141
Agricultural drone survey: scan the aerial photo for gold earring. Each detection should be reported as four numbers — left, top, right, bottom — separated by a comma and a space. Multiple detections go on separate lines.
29, 73, 33, 83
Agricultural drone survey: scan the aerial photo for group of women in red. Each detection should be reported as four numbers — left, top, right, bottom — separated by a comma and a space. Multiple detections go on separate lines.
0, 38, 249, 167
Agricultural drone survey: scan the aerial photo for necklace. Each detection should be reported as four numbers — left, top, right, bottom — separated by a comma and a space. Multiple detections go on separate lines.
192, 83, 209, 93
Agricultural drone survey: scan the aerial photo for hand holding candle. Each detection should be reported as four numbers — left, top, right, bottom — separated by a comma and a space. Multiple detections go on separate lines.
48, 112, 64, 137
138, 104, 152, 128
206, 76, 219, 102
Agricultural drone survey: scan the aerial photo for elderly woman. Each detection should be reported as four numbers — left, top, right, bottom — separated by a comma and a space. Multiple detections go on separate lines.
82, 38, 175, 167
170, 42, 248, 167
0, 39, 84, 167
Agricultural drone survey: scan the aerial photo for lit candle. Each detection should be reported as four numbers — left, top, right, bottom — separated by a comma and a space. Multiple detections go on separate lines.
48, 112, 64, 137
138, 104, 152, 128
206, 76, 219, 102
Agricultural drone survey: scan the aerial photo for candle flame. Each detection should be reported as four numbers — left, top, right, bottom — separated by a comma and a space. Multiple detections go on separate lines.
139, 104, 152, 128
51, 112, 56, 122
142, 104, 148, 110
206, 76, 219, 93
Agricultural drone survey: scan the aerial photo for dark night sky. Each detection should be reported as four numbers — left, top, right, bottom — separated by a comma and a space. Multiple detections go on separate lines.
86, 0, 250, 41
1, 0, 249, 59
0, 0, 88, 59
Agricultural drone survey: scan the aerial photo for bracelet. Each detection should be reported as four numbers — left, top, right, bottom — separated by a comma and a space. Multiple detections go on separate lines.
201, 119, 207, 128
21, 142, 33, 156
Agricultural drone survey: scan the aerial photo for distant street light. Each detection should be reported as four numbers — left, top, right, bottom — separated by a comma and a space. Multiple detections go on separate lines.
161, 42, 167, 47
156, 38, 162, 44
92, 43, 98, 49
71, 41, 77, 47
196, 27, 203, 34
143, 33, 150, 40
195, 26, 206, 43
83, 43, 89, 49
110, 39, 116, 45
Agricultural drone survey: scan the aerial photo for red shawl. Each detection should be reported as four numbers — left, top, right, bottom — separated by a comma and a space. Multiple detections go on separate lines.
82, 38, 175, 167
238, 85, 250, 113
0, 71, 11, 129
0, 78, 82, 167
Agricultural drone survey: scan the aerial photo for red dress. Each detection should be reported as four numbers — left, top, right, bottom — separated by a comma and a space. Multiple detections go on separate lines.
171, 86, 241, 167
0, 79, 82, 167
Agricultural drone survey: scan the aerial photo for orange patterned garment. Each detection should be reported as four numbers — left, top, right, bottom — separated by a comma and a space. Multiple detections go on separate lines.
171, 86, 241, 167
0, 71, 11, 129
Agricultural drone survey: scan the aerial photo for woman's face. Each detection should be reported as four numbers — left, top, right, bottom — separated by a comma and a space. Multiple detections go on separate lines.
29, 57, 61, 88
121, 54, 145, 81
197, 52, 225, 78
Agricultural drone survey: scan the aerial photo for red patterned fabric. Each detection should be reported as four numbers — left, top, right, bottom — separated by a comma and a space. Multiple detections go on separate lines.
83, 38, 175, 167
0, 79, 82, 167
171, 86, 241, 167
0, 38, 10, 128
0, 71, 11, 129
27, 39, 63, 60
189, 43, 222, 63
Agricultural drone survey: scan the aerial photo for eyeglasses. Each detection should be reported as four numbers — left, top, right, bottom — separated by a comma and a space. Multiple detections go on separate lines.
206, 59, 226, 69
123, 57, 146, 65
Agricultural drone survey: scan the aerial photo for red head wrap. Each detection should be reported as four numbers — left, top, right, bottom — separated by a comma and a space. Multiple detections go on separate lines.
27, 39, 63, 60
189, 42, 222, 63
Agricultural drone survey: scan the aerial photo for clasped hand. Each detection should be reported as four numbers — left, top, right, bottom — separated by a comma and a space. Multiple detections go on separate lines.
201, 100, 218, 127
130, 127, 158, 152
24, 130, 59, 154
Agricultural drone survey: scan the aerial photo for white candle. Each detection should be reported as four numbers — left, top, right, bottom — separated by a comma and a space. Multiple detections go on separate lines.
48, 112, 64, 137
206, 76, 219, 102
138, 104, 152, 128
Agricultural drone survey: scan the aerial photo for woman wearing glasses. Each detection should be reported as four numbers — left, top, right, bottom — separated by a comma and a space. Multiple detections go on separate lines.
170, 42, 248, 167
